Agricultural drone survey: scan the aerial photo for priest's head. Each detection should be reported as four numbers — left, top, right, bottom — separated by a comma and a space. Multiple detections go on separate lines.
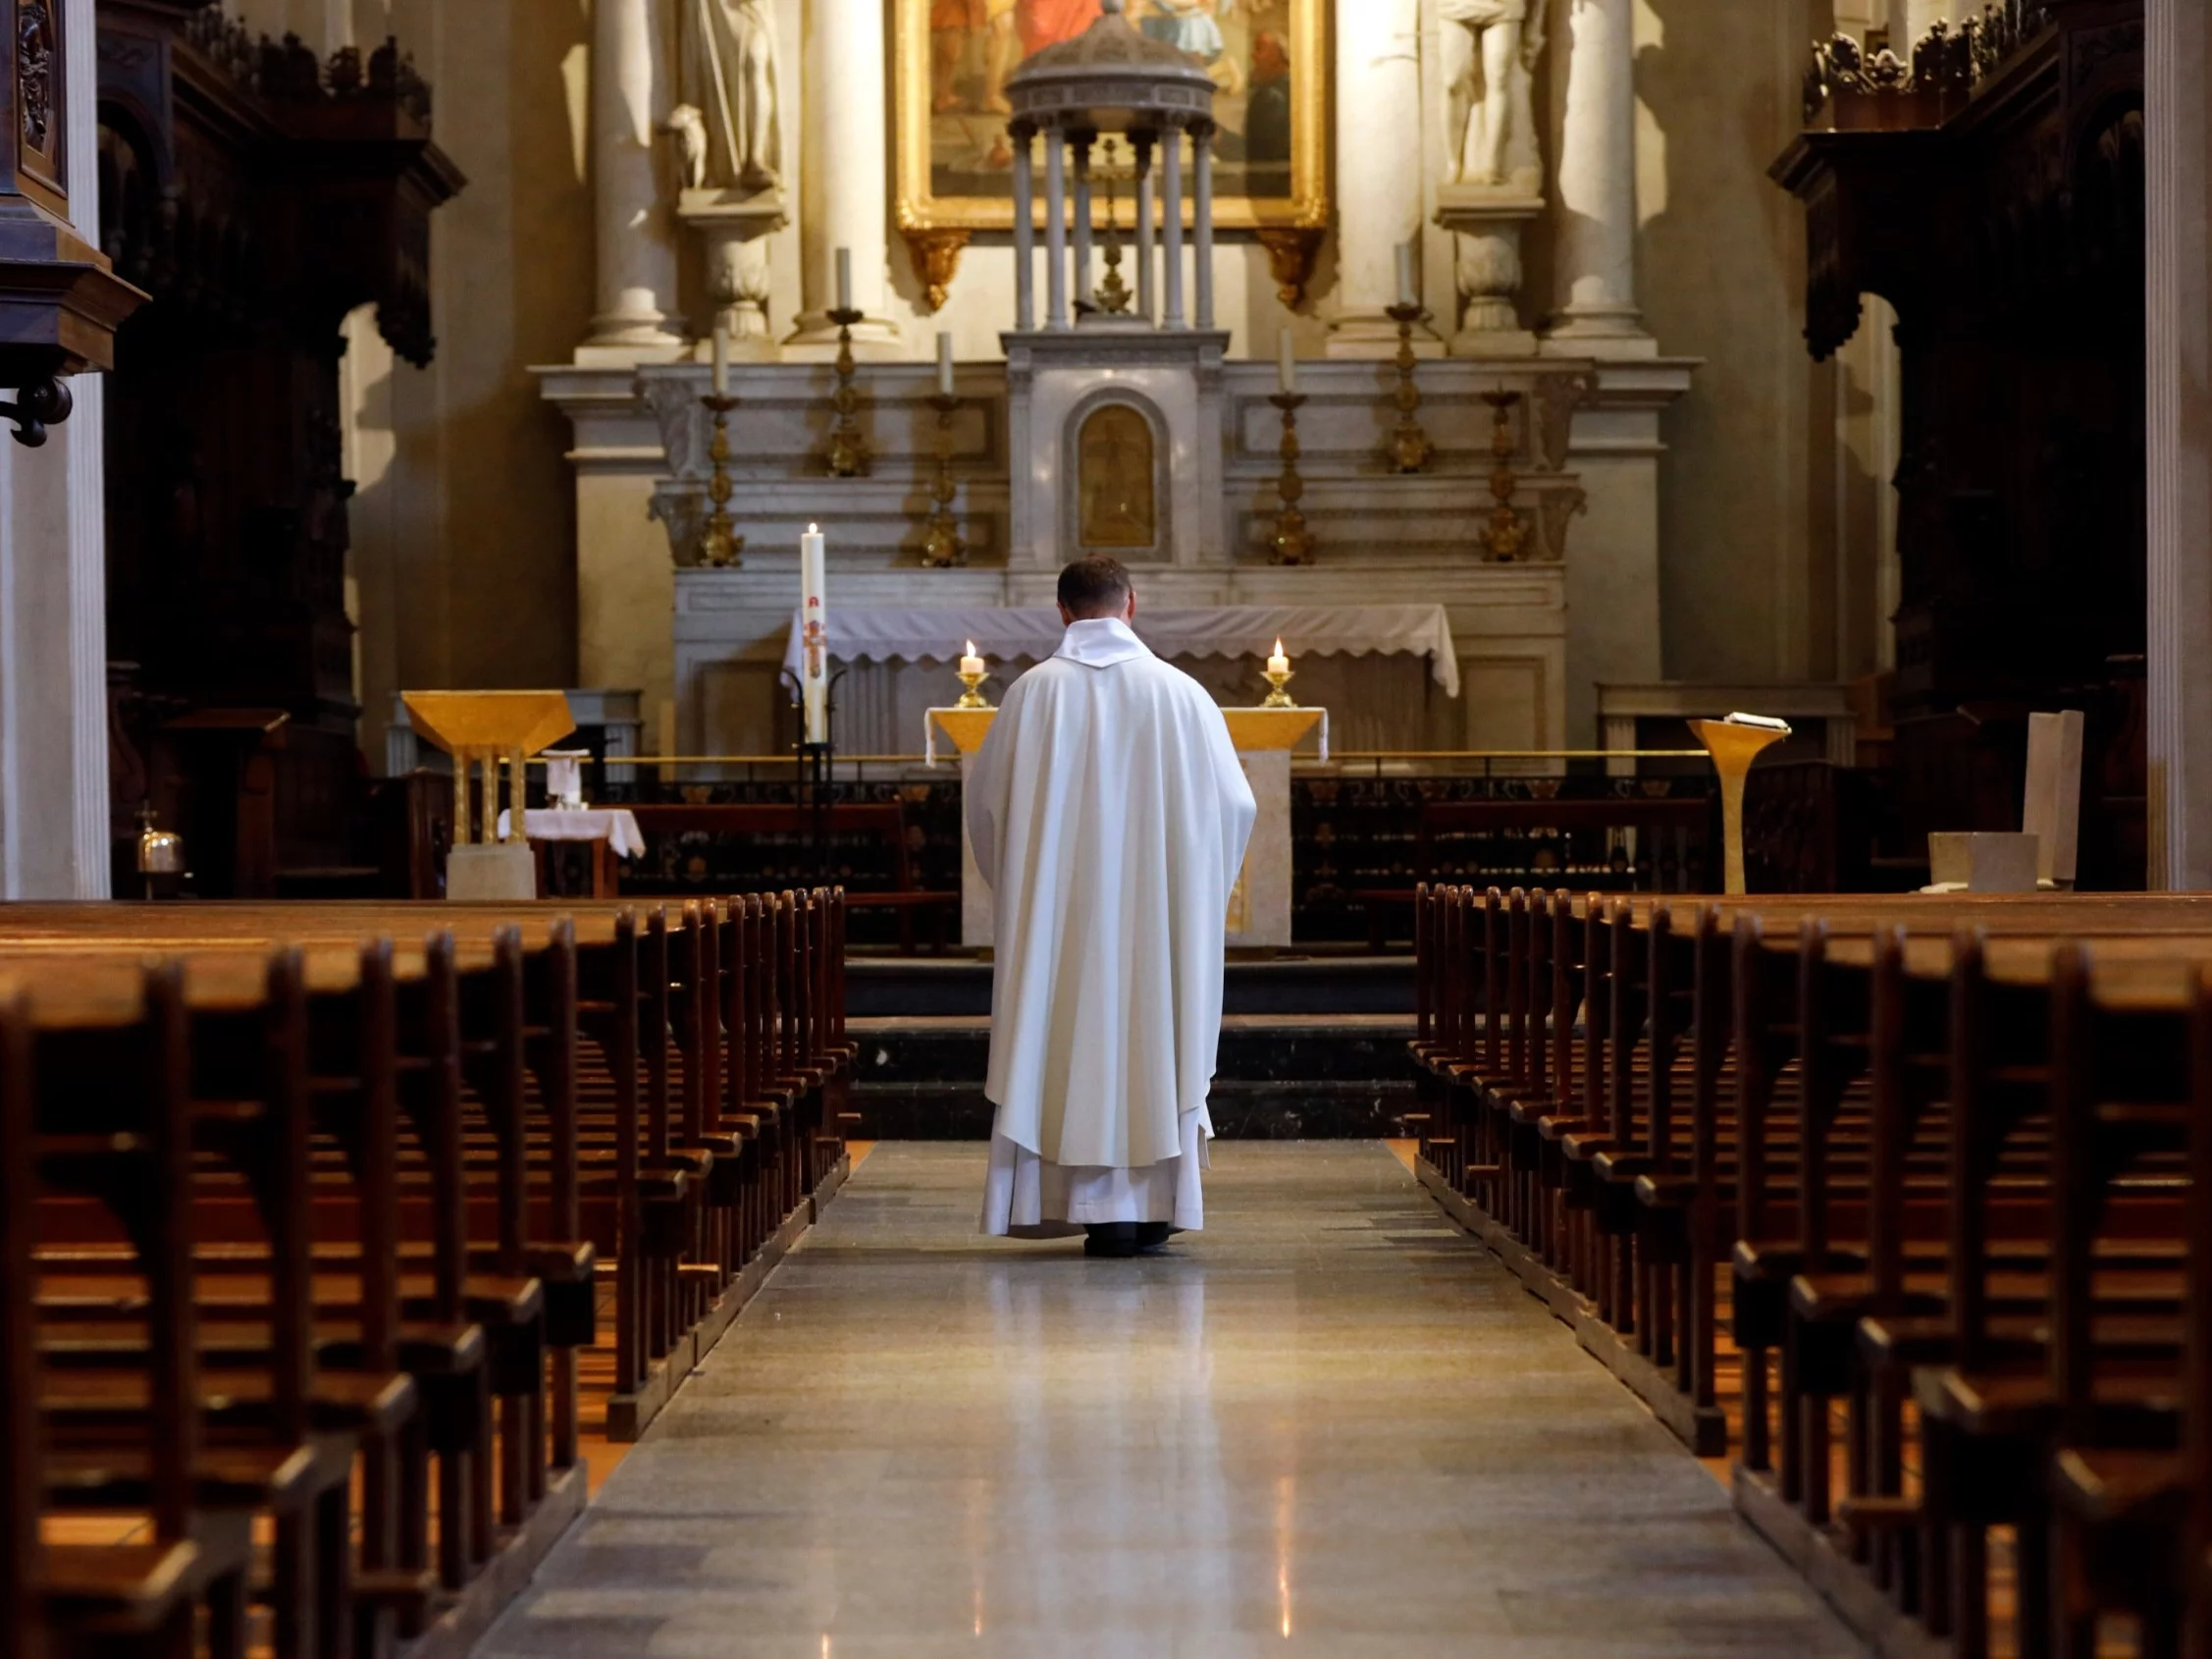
1057, 556, 1135, 624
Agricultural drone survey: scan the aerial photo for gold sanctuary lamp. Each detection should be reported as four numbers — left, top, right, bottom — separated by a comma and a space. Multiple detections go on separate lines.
1690, 713, 1792, 895
1384, 300, 1433, 474
823, 306, 870, 477
399, 689, 578, 899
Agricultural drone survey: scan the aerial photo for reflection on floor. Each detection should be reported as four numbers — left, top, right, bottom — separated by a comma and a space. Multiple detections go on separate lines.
479, 1141, 1864, 1659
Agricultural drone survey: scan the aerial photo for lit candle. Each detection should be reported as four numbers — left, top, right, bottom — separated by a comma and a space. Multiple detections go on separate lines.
711, 320, 729, 398
1268, 637, 1290, 676
800, 523, 829, 745
936, 331, 956, 399
835, 246, 853, 314
960, 639, 984, 677
1395, 242, 1417, 309
1277, 331, 1296, 396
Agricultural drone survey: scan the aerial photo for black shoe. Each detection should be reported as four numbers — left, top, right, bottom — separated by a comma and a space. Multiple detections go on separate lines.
1083, 1223, 1139, 1258
1132, 1223, 1171, 1253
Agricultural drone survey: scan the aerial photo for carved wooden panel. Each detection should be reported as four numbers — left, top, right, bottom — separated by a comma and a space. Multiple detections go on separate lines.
10, 0, 67, 215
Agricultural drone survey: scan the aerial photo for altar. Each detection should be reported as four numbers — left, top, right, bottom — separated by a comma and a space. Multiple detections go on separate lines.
927, 701, 1324, 951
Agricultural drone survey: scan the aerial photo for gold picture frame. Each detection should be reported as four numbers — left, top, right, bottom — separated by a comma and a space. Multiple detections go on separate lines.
893, 0, 1329, 309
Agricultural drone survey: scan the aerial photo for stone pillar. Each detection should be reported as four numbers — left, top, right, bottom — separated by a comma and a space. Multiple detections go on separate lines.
2146, 0, 2212, 887
1045, 127, 1070, 330
1192, 122, 1215, 330
1071, 131, 1095, 315
1012, 124, 1037, 331
1161, 123, 1185, 329
1327, 0, 1424, 356
1544, 0, 1653, 356
583, 0, 684, 356
1133, 135, 1156, 324
789, 0, 899, 353
0, 0, 113, 896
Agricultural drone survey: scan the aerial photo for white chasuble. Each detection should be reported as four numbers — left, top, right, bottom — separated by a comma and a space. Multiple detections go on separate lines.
972, 617, 1257, 1237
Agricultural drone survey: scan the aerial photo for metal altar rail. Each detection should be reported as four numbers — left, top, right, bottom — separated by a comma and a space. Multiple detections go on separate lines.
585, 748, 1715, 783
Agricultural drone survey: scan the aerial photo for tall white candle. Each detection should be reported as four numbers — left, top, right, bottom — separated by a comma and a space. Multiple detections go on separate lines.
835, 246, 854, 314
800, 523, 829, 745
1277, 330, 1296, 395
936, 331, 956, 398
1395, 242, 1417, 308
711, 320, 729, 397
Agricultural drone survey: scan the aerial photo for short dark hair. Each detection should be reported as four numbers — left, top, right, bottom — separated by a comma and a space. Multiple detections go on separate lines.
1057, 555, 1132, 617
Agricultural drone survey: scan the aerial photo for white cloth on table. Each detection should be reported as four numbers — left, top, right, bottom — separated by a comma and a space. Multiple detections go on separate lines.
494, 807, 647, 859
968, 617, 1257, 1237
780, 602, 1462, 697
979, 1104, 1212, 1238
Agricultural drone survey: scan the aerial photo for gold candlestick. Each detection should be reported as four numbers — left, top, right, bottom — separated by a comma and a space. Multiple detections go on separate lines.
1268, 390, 1312, 565
1477, 389, 1527, 562
1384, 300, 1432, 474
921, 391, 968, 567
1261, 662, 1296, 709
699, 392, 743, 566
955, 660, 991, 710
824, 305, 870, 477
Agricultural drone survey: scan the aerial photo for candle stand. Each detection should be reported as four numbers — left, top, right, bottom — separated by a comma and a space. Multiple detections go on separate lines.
780, 668, 845, 883
954, 659, 991, 709
699, 391, 743, 566
1476, 389, 1528, 562
921, 392, 969, 567
1267, 390, 1312, 566
823, 306, 870, 478
1261, 660, 1296, 709
1384, 301, 1433, 474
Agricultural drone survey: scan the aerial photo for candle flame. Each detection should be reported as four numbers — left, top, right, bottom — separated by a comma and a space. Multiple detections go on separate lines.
1273, 638, 1285, 656
808, 522, 818, 534
966, 640, 976, 656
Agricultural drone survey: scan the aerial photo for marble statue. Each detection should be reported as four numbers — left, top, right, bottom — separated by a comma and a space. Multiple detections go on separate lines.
1441, 0, 1547, 189
679, 0, 782, 192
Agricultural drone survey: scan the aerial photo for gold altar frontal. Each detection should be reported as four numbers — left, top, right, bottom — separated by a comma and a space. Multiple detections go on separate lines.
927, 704, 1327, 950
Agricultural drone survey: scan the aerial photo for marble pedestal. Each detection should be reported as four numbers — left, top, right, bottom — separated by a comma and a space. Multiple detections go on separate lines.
928, 705, 1325, 950
677, 187, 789, 355
1435, 189, 1544, 357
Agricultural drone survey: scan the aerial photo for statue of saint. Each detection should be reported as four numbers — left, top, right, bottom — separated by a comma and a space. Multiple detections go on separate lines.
678, 0, 782, 192
1441, 0, 1547, 190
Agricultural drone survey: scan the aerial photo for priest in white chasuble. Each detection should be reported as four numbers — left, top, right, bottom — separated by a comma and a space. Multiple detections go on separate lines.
972, 556, 1258, 1256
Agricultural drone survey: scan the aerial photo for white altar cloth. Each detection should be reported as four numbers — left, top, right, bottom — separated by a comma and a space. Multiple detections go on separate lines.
495, 808, 647, 859
780, 603, 1462, 697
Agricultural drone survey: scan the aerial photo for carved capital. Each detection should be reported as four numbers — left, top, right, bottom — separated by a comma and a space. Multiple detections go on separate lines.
901, 227, 971, 313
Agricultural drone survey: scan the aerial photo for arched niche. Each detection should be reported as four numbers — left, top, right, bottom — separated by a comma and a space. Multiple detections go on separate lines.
1063, 390, 1169, 562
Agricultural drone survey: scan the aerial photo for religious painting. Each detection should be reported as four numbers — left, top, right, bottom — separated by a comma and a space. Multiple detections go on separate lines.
893, 0, 1327, 261
1076, 404, 1157, 551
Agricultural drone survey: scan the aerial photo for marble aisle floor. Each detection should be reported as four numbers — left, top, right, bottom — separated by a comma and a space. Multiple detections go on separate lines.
480, 1142, 1863, 1659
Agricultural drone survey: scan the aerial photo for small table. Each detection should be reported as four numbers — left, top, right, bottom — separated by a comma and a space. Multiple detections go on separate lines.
496, 808, 646, 898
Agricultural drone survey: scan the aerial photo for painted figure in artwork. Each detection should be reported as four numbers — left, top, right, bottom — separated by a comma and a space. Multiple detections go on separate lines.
1078, 405, 1156, 551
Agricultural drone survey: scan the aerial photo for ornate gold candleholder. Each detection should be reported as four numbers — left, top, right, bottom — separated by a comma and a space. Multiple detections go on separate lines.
1268, 391, 1312, 566
824, 305, 870, 477
955, 660, 991, 709
1385, 301, 1432, 474
1261, 663, 1296, 709
921, 391, 968, 568
699, 392, 743, 566
1476, 389, 1527, 562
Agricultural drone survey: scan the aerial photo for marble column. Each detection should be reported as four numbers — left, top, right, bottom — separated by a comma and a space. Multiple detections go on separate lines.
1071, 132, 1095, 315
1045, 127, 1070, 330
1192, 122, 1215, 330
2145, 0, 2212, 887
1133, 135, 1156, 323
1161, 123, 1185, 328
789, 0, 899, 353
1544, 0, 1653, 356
583, 0, 684, 355
0, 0, 113, 896
1012, 124, 1037, 331
1327, 0, 1425, 356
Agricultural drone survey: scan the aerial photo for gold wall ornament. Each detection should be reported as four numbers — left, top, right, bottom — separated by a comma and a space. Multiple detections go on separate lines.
921, 391, 969, 567
1256, 226, 1325, 308
891, 0, 1329, 243
1476, 389, 1527, 562
699, 391, 743, 566
901, 227, 970, 312
1267, 390, 1312, 565
1384, 301, 1432, 474
822, 307, 870, 477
